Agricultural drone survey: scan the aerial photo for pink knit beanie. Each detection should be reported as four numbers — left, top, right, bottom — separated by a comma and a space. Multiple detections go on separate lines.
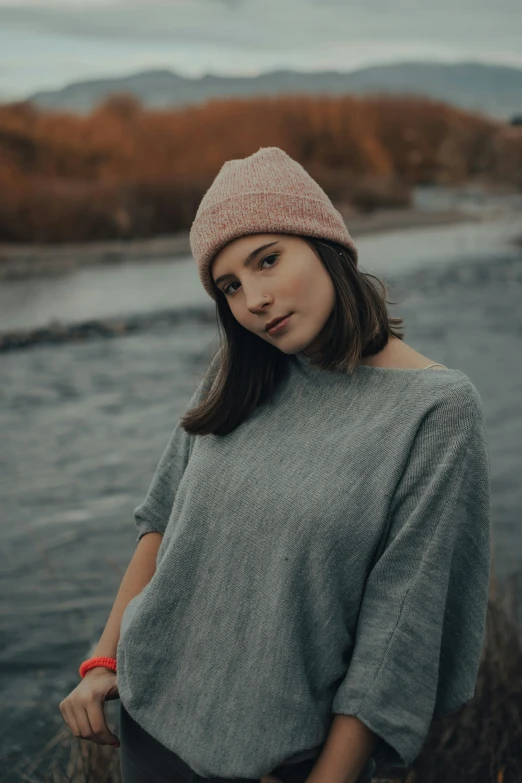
189, 146, 359, 301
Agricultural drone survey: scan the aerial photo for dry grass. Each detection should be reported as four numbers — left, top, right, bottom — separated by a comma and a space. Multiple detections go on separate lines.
0, 93, 521, 243
19, 716, 121, 783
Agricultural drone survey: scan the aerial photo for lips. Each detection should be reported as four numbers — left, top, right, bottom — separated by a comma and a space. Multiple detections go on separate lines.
266, 313, 292, 333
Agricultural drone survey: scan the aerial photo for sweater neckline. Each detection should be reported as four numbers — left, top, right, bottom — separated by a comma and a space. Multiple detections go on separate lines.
355, 364, 452, 373
294, 351, 455, 374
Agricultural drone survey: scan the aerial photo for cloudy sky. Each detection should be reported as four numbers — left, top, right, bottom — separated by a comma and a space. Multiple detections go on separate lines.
1, 0, 521, 100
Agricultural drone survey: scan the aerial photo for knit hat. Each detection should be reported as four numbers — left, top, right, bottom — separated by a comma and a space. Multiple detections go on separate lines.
189, 146, 359, 301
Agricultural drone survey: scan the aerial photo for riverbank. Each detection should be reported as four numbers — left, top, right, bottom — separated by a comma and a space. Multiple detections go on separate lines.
0, 206, 483, 281
2, 185, 522, 349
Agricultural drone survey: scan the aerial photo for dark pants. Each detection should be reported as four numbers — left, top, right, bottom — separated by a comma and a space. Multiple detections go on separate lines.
119, 702, 376, 783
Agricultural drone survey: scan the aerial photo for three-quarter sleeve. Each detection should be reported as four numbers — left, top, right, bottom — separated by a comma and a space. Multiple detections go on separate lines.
331, 379, 492, 768
133, 349, 221, 543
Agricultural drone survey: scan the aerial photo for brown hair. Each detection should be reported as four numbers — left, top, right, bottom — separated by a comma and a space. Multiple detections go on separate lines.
180, 236, 404, 437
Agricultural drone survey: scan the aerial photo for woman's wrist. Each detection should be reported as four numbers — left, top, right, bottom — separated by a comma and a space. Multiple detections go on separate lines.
79, 655, 117, 679
305, 714, 378, 783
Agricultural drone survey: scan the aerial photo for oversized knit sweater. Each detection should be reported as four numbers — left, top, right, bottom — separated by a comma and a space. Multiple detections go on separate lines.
116, 349, 491, 778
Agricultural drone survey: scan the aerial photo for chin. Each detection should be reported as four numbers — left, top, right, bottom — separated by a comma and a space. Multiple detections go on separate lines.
265, 341, 297, 356
284, 344, 310, 356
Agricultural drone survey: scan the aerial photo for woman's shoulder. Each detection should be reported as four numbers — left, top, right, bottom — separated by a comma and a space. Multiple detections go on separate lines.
359, 365, 485, 429
430, 368, 482, 403
417, 370, 487, 438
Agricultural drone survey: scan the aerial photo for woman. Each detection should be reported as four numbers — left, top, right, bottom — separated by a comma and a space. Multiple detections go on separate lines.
59, 147, 491, 783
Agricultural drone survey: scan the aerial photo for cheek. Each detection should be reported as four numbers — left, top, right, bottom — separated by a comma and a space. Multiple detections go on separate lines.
288, 270, 334, 316
283, 273, 310, 300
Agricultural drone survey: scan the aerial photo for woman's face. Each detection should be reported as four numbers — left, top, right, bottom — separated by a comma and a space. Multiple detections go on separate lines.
210, 233, 335, 356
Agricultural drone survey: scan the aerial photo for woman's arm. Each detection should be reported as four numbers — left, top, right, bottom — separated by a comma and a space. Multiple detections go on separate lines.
59, 532, 163, 747
87, 531, 162, 667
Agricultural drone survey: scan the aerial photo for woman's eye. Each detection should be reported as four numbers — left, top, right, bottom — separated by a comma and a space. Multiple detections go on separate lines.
223, 253, 279, 296
261, 252, 279, 269
223, 281, 239, 296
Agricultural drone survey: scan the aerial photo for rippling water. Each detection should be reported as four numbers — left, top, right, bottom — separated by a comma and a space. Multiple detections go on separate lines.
1, 204, 522, 780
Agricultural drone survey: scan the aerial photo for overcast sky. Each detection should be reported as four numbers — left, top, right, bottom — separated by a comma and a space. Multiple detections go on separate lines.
1, 0, 521, 100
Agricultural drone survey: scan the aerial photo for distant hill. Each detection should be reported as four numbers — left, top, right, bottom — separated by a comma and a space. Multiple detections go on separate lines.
27, 61, 522, 120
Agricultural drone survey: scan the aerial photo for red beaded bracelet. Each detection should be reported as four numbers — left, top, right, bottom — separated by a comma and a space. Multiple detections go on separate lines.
79, 656, 117, 679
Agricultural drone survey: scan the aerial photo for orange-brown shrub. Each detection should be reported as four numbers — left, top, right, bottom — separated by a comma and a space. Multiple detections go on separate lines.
0, 93, 520, 242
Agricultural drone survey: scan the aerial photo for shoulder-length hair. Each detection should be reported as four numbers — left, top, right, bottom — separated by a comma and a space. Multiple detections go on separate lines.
180, 236, 404, 437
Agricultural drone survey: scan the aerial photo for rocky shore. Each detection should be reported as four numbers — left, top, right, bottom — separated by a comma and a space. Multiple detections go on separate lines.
0, 306, 216, 353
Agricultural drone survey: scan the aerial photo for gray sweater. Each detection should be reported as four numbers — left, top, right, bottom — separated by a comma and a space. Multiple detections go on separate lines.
116, 350, 491, 777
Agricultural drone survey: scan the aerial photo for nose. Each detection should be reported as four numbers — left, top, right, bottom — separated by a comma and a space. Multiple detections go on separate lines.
244, 284, 272, 313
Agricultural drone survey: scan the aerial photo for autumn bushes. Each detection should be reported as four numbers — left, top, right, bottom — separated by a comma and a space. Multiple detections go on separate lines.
0, 93, 520, 243
0, 171, 208, 243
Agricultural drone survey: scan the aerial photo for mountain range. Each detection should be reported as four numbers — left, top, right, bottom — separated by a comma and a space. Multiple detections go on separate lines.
28, 61, 522, 121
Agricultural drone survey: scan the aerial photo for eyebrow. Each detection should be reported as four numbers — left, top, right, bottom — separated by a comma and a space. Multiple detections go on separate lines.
213, 241, 280, 288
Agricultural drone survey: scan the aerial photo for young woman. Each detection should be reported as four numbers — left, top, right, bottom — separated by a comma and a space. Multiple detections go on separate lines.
60, 147, 491, 783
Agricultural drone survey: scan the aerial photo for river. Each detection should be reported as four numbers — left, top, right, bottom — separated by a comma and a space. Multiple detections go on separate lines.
1, 185, 521, 781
